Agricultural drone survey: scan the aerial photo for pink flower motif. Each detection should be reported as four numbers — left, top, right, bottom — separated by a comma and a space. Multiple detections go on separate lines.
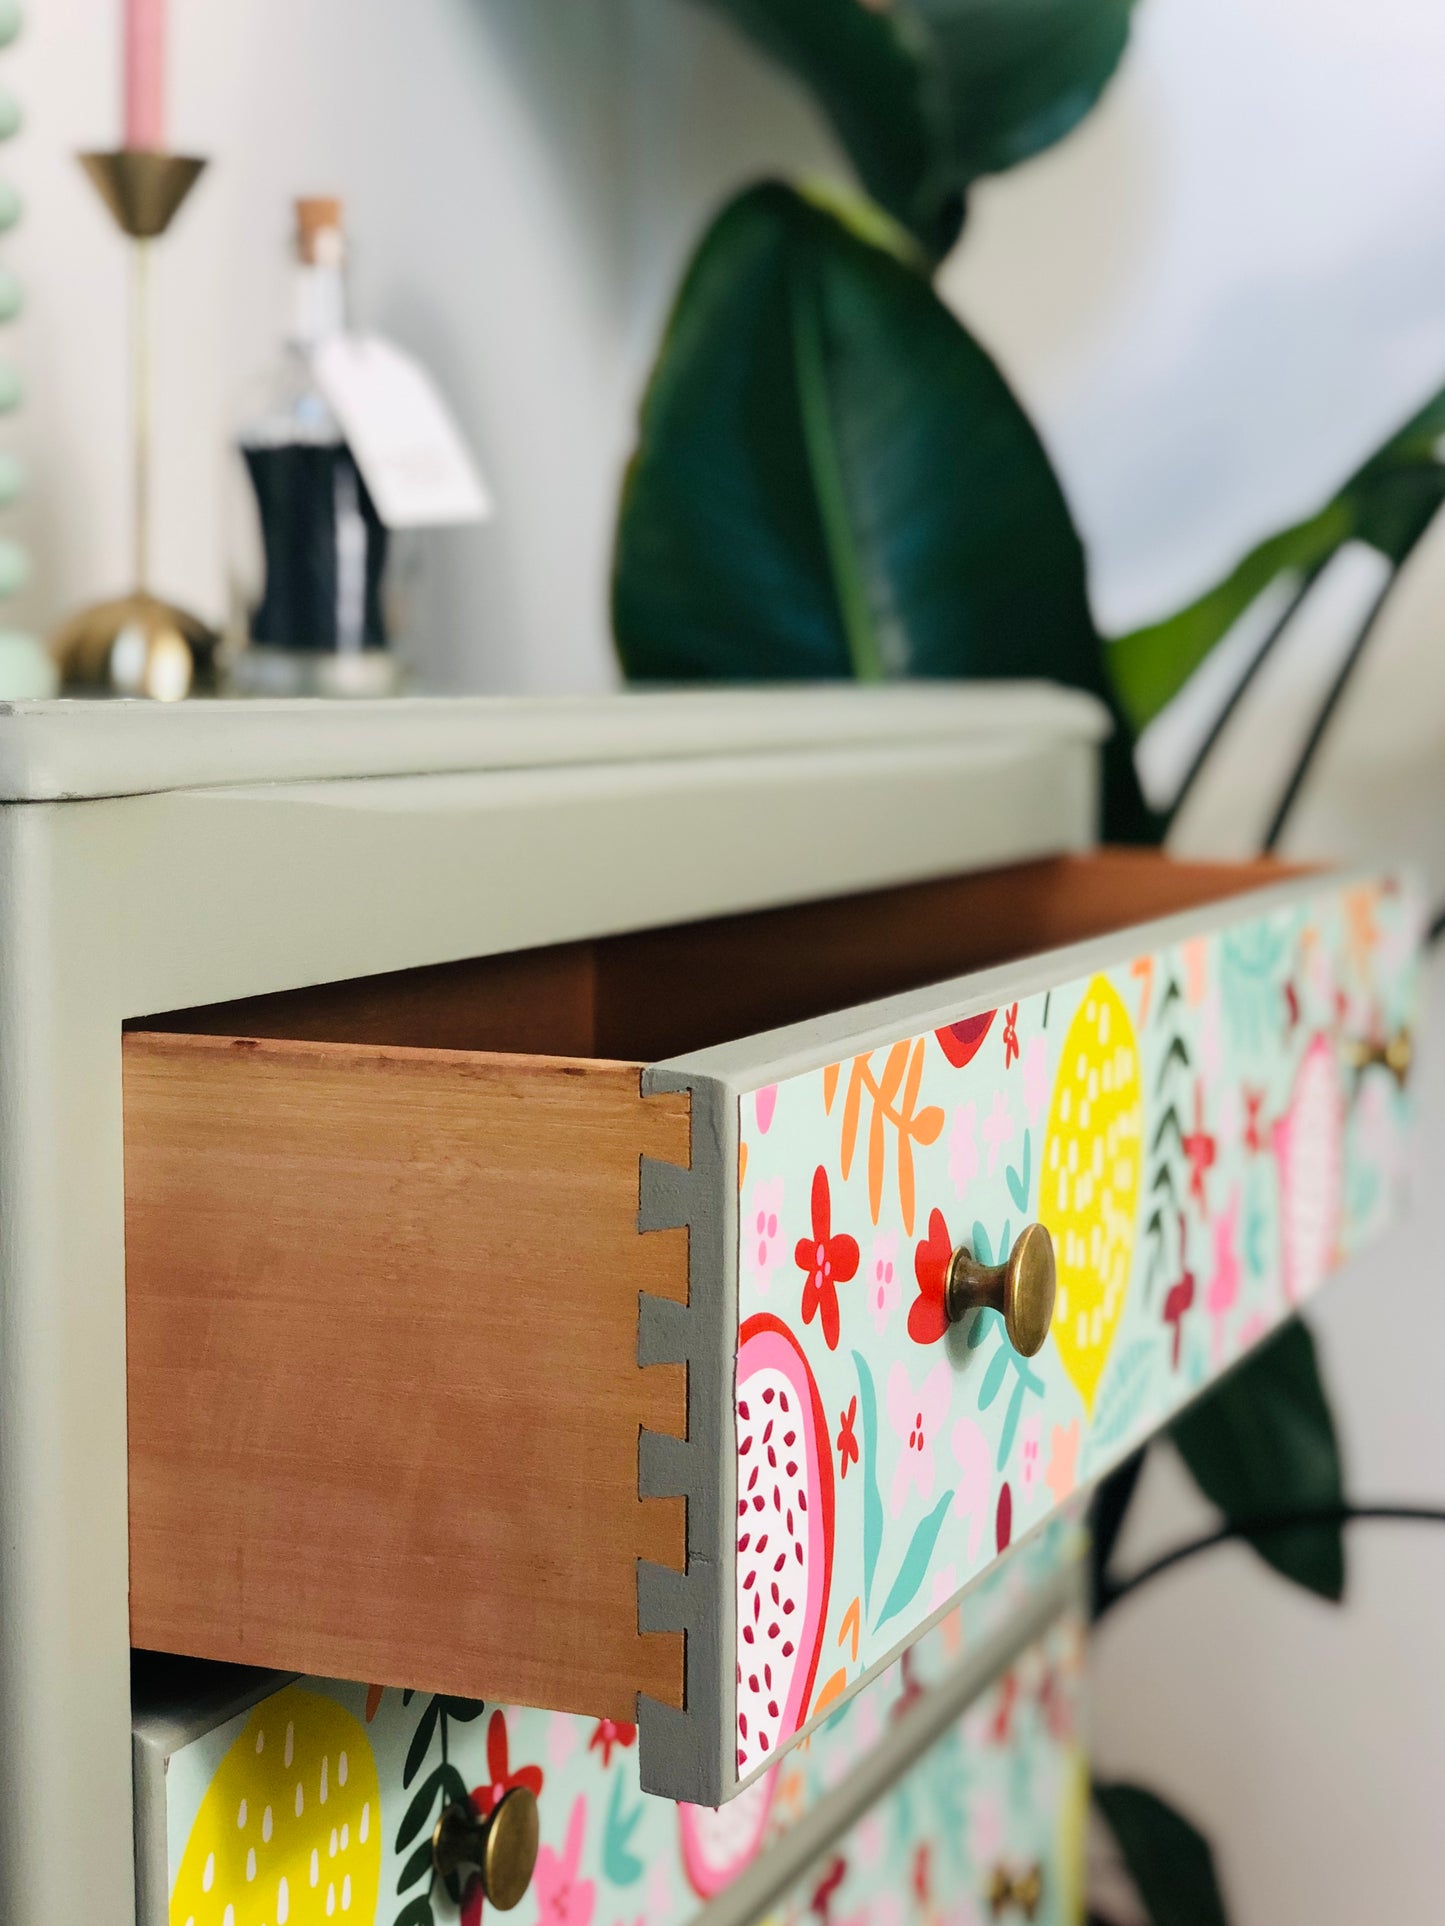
886, 1359, 952, 1518
1200, 988, 1223, 1080
855, 1811, 886, 1871
1022, 1035, 1048, 1125
533, 1796, 595, 1926
950, 1415, 992, 1561
1206, 1189, 1242, 1363
868, 1232, 900, 1335
754, 1085, 778, 1134
546, 1710, 578, 1770
1017, 1413, 1042, 1495
948, 1101, 979, 1199
742, 1176, 784, 1299
968, 1787, 1005, 1866
928, 1563, 959, 1611
1237, 1310, 1269, 1351
980, 1088, 1014, 1175
1044, 1420, 1080, 1504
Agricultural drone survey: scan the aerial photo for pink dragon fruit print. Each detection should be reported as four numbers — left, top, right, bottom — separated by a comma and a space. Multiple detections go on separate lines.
736, 875, 1421, 1774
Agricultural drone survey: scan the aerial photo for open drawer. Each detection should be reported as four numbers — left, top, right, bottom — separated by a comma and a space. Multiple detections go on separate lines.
124, 852, 1422, 1805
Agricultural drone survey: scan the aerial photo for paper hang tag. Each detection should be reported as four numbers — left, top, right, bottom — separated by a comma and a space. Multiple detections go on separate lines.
313, 332, 493, 530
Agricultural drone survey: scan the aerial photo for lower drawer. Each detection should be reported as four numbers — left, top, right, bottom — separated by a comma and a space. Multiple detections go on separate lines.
760, 1614, 1086, 1926
135, 1527, 1083, 1926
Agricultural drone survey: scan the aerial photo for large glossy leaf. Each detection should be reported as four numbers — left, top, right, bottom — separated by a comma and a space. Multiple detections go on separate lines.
1170, 1320, 1345, 1602
1108, 377, 1445, 732
692, 0, 1139, 257
1094, 1782, 1231, 1926
614, 181, 1155, 840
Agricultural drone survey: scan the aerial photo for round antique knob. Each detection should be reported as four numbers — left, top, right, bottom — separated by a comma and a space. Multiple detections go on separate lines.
944, 1222, 1056, 1357
433, 1786, 540, 1912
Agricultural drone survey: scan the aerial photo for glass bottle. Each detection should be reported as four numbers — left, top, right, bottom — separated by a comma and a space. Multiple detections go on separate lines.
227, 198, 404, 697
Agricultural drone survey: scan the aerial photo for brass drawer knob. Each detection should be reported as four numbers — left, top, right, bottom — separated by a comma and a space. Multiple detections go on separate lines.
945, 1221, 1056, 1357
433, 1786, 540, 1912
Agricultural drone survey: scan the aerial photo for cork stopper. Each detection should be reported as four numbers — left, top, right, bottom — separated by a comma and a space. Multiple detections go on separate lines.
295, 197, 344, 267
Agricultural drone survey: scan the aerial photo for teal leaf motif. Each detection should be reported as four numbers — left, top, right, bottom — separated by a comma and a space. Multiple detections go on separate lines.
1090, 1337, 1159, 1452
875, 1490, 954, 1631
1006, 1130, 1032, 1212
603, 1771, 647, 1886
998, 1375, 1028, 1469
971, 1220, 995, 1266
852, 1349, 885, 1614
966, 1306, 1002, 1352
977, 1343, 1009, 1412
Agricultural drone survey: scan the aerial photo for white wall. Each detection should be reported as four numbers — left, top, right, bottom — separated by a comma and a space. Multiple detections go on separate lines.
10, 1, 1445, 1918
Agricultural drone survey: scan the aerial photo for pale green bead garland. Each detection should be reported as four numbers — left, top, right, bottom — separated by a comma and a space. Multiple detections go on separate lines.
0, 4, 54, 696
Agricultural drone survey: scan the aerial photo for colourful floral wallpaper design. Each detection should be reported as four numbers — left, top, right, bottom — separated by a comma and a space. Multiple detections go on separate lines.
161, 1532, 1082, 1926
734, 877, 1420, 1773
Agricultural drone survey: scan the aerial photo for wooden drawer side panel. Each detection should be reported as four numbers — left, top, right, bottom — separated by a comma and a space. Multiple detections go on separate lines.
124, 1033, 690, 1723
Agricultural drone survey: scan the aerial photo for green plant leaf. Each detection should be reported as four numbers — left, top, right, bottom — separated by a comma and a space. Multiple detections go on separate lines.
395, 1763, 470, 1853
692, 0, 1138, 256
1094, 1782, 1230, 1926
852, 1349, 885, 1613
402, 1698, 440, 1790
1107, 376, 1445, 732
1170, 1320, 1344, 1601
614, 181, 1156, 844
875, 1489, 954, 1629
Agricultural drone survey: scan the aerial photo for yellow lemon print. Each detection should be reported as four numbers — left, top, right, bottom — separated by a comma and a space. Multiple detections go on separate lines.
1042, 975, 1142, 1414
172, 1685, 381, 1926
1056, 1747, 1091, 1923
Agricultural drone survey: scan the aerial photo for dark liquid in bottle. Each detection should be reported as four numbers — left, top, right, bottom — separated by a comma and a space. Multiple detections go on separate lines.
244, 442, 389, 651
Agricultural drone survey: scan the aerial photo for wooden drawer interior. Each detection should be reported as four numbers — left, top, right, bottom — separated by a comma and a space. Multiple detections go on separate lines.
123, 850, 1296, 1725
133, 849, 1294, 1061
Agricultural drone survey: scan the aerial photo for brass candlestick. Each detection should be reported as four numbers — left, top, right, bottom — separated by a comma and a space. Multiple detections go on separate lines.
50, 149, 217, 700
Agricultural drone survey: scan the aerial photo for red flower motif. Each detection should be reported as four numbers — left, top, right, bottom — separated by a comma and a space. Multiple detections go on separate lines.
908, 1208, 953, 1345
1163, 1213, 1195, 1368
996, 1480, 1013, 1553
462, 1712, 545, 1926
836, 1396, 859, 1479
810, 1856, 848, 1924
912, 1841, 933, 1904
1001, 1003, 1020, 1068
1243, 1086, 1267, 1155
935, 1010, 995, 1069
587, 1717, 636, 1766
469, 1708, 544, 1819
1181, 1080, 1217, 1212
795, 1166, 858, 1351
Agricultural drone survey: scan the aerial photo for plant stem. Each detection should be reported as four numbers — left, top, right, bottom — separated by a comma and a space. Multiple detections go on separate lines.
1165, 561, 1327, 830
1093, 1503, 1445, 1622
1261, 540, 1423, 850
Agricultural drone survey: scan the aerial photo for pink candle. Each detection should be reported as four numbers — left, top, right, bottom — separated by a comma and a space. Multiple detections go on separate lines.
124, 0, 166, 151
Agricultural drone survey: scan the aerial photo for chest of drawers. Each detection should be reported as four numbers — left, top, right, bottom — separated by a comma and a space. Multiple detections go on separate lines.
0, 688, 1418, 1923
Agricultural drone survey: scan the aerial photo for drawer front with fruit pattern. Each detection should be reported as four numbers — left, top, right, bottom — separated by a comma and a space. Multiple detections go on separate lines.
125, 855, 1420, 1807
759, 1614, 1087, 1926
136, 1527, 1083, 1926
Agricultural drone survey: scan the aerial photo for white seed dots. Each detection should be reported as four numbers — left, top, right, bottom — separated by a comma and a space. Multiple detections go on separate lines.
338, 1750, 348, 1788
277, 1876, 290, 1926
202, 1854, 215, 1894
262, 1805, 273, 1844
246, 1848, 256, 1883
284, 1721, 295, 1768
310, 1848, 320, 1888
237, 1798, 248, 1829
295, 1781, 304, 1818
